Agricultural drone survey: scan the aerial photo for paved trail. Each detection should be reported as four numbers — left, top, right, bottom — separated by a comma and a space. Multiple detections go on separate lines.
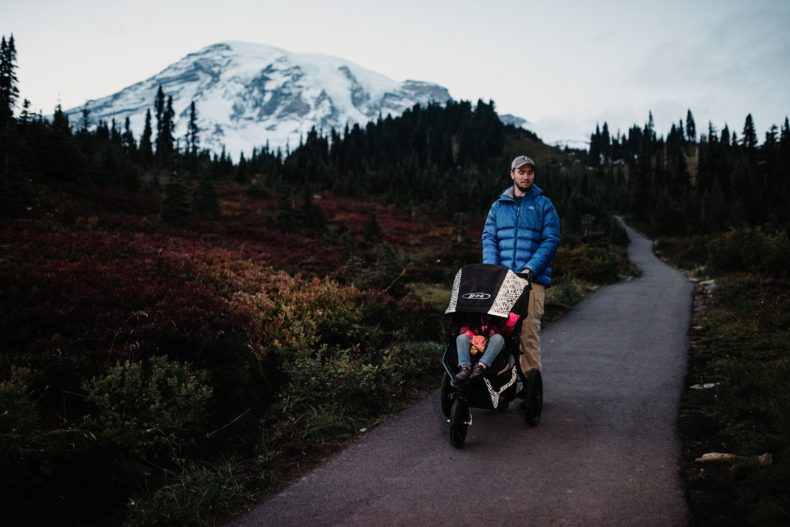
234, 224, 693, 527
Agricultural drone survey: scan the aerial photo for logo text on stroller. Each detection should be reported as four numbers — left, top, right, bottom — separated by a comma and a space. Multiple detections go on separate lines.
462, 292, 491, 300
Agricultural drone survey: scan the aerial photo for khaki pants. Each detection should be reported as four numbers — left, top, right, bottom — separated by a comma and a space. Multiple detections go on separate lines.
519, 284, 545, 372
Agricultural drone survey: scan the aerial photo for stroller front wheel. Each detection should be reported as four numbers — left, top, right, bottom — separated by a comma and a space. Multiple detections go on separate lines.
440, 372, 453, 418
449, 398, 470, 448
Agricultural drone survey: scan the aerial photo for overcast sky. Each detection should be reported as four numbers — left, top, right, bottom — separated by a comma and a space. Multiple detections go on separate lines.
4, 0, 789, 145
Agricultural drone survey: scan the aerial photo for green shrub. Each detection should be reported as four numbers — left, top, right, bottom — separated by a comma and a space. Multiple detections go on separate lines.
382, 341, 442, 387
0, 367, 38, 433
547, 279, 587, 308
576, 246, 623, 283
0, 367, 39, 452
278, 349, 388, 418
241, 273, 438, 366
553, 243, 636, 284
297, 404, 355, 442
339, 242, 402, 291
275, 341, 442, 445
82, 356, 213, 457
313, 285, 367, 350
706, 228, 790, 276
127, 458, 252, 526
654, 235, 711, 271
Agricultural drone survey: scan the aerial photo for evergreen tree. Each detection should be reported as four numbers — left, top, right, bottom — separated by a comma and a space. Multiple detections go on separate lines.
155, 94, 175, 165
165, 96, 176, 153
686, 109, 696, 142
94, 120, 107, 140
45, 104, 88, 184
122, 116, 136, 154
110, 118, 121, 145
742, 113, 758, 149
764, 125, 778, 151
235, 151, 245, 182
0, 35, 19, 125
0, 34, 24, 207
19, 98, 30, 124
720, 124, 730, 146
707, 122, 718, 144
645, 111, 656, 142
601, 122, 611, 162
0, 34, 19, 180
779, 118, 790, 216
80, 105, 91, 132
192, 171, 219, 217
139, 109, 153, 166
52, 104, 71, 135
160, 172, 190, 223
589, 124, 601, 166
186, 100, 199, 159
154, 85, 165, 139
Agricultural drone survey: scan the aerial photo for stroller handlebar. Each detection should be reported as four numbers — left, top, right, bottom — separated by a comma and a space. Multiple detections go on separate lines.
516, 271, 534, 286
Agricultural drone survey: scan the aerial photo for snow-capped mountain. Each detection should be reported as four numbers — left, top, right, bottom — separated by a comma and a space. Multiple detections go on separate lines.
66, 41, 452, 158
499, 114, 530, 128
552, 139, 590, 150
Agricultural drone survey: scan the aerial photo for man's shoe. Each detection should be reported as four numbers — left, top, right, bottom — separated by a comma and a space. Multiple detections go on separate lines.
455, 365, 472, 381
470, 363, 487, 379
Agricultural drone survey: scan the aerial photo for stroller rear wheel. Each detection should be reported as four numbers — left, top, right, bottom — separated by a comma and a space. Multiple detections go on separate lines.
440, 372, 453, 418
449, 398, 470, 448
517, 369, 543, 427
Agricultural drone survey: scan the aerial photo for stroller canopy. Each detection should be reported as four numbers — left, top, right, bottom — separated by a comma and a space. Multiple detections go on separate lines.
445, 264, 529, 317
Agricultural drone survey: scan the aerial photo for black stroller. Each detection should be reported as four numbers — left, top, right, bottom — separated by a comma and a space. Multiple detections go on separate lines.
440, 263, 543, 448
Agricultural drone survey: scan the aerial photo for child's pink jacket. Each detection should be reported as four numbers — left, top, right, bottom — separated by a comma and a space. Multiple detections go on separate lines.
459, 312, 520, 339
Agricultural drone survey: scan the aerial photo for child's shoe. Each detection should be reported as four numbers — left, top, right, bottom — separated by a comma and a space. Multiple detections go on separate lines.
455, 365, 472, 381
470, 363, 487, 379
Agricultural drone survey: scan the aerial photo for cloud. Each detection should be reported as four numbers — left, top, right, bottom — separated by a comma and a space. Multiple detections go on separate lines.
630, 4, 790, 93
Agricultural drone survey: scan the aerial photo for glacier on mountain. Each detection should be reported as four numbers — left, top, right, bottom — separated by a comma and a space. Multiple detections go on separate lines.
66, 41, 452, 159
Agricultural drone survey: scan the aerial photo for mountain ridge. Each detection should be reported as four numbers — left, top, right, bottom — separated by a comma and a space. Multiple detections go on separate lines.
65, 41, 455, 158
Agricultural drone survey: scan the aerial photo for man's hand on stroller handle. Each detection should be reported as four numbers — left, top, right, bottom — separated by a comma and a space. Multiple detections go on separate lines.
519, 269, 535, 284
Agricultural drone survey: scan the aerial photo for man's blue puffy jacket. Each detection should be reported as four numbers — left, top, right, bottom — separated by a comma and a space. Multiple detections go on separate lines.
481, 184, 561, 286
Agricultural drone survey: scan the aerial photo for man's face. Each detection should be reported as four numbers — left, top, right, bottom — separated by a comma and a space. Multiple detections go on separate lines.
511, 164, 535, 193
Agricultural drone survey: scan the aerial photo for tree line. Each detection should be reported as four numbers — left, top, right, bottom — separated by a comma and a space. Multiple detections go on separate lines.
2, 33, 787, 238
1, 34, 544, 225
585, 109, 790, 234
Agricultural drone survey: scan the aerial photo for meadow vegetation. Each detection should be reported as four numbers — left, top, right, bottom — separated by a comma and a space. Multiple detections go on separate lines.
0, 181, 634, 525
658, 229, 790, 526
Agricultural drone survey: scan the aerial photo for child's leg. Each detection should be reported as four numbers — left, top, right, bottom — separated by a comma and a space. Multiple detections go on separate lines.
479, 333, 505, 367
456, 334, 472, 366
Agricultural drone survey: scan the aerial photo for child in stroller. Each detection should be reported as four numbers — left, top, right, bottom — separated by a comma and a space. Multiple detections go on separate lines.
441, 263, 543, 448
454, 312, 520, 383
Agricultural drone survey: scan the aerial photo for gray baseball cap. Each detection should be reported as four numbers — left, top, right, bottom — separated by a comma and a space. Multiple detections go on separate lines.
511, 155, 536, 170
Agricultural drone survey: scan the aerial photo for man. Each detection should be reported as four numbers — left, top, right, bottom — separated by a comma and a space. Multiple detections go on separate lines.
482, 155, 560, 375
